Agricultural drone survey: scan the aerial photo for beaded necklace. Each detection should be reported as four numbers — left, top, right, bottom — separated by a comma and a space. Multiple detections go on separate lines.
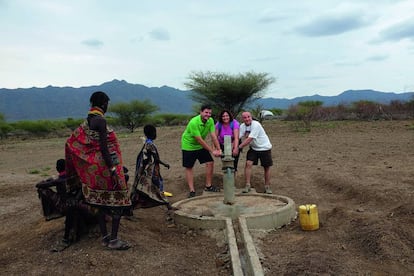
88, 107, 104, 117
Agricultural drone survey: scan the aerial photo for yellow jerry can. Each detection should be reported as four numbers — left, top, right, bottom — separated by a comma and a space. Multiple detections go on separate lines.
299, 204, 319, 231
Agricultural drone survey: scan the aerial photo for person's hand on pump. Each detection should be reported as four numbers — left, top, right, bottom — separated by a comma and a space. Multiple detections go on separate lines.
212, 149, 222, 157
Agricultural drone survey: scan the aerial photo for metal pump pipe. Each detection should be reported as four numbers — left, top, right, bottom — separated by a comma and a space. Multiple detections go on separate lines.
222, 135, 235, 204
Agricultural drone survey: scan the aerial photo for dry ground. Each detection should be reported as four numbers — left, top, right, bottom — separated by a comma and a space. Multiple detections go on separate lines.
0, 120, 413, 275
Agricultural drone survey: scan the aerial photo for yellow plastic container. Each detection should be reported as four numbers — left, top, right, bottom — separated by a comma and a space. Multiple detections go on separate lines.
299, 204, 319, 231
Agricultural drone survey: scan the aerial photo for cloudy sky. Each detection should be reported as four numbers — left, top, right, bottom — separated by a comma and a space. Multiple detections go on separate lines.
1, 0, 414, 98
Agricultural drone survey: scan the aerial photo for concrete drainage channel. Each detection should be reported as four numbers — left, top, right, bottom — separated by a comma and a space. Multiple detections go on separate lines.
172, 190, 297, 275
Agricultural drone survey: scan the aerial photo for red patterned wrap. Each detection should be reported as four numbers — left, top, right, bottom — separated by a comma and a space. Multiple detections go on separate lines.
65, 121, 131, 207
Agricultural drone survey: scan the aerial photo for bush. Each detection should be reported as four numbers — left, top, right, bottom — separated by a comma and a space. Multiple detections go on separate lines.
63, 118, 84, 129
0, 122, 13, 139
150, 114, 191, 126
11, 120, 55, 134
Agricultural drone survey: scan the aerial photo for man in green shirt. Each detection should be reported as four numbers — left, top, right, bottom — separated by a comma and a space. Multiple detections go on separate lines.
181, 104, 222, 197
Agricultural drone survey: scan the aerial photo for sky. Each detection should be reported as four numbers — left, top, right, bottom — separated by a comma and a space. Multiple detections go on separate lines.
1, 0, 414, 99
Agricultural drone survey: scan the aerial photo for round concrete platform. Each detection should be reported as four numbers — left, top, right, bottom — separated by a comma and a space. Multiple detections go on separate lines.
172, 189, 297, 231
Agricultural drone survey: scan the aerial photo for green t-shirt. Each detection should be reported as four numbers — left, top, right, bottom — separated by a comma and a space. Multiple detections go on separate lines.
181, 115, 215, 151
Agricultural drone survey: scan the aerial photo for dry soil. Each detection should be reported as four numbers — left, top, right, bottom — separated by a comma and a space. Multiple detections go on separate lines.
0, 120, 413, 275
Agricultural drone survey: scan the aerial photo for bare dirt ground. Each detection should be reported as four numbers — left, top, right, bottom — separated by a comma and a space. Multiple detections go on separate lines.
0, 120, 413, 275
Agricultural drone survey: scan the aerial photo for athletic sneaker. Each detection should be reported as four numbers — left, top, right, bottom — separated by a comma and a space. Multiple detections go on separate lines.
188, 191, 196, 198
264, 186, 273, 194
242, 185, 251, 193
204, 185, 220, 192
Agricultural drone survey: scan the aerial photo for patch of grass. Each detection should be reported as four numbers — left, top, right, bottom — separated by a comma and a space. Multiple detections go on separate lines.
28, 167, 51, 175
116, 133, 130, 139
407, 123, 414, 130
317, 122, 339, 129
28, 169, 40, 174
291, 121, 311, 133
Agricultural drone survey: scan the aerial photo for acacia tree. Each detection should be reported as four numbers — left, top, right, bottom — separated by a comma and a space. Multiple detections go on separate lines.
109, 99, 158, 132
185, 71, 275, 118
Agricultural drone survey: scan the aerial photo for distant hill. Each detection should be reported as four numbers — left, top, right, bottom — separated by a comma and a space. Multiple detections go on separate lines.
0, 80, 194, 121
0, 80, 413, 121
259, 90, 414, 110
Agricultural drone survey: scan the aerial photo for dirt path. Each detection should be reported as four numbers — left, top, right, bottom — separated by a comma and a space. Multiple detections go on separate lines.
0, 120, 413, 275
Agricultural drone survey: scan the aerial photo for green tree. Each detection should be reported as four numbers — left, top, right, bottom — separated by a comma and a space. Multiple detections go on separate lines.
185, 71, 275, 118
109, 100, 158, 132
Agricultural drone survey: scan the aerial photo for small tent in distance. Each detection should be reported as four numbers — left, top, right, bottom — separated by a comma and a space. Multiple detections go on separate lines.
260, 110, 274, 120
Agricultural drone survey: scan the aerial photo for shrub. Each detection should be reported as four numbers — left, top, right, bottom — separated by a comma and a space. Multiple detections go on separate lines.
151, 114, 191, 126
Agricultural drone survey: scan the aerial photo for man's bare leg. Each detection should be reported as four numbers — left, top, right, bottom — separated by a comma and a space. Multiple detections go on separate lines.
205, 161, 213, 187
243, 160, 253, 193
185, 167, 195, 192
264, 166, 271, 186
264, 166, 272, 194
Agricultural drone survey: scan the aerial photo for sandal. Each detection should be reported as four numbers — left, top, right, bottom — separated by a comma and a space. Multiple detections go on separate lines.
51, 239, 71, 252
204, 185, 220, 192
107, 239, 130, 250
101, 234, 110, 247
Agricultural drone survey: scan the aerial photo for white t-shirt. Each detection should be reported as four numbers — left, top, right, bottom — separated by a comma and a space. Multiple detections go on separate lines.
239, 120, 272, 151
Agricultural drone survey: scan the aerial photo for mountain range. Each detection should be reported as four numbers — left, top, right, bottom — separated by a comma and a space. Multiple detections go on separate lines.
0, 79, 413, 122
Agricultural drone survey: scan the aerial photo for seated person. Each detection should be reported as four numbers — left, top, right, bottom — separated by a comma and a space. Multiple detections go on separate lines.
36, 159, 98, 251
36, 159, 67, 221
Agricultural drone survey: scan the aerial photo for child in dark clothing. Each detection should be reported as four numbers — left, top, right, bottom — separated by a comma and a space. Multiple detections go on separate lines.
56, 158, 66, 179
130, 125, 176, 225
36, 159, 67, 221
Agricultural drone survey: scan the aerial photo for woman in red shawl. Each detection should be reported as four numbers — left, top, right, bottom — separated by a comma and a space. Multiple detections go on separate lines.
65, 91, 131, 250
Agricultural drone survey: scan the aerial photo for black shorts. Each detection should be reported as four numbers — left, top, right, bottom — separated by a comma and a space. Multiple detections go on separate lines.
246, 148, 273, 167
182, 149, 213, 168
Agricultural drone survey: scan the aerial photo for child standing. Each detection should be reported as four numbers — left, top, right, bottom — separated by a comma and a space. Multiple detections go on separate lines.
131, 125, 175, 223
